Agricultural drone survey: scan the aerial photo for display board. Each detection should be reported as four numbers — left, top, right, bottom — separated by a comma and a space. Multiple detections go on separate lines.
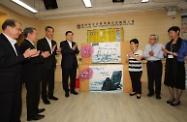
91, 42, 121, 64
79, 41, 132, 93
87, 28, 124, 43
89, 65, 123, 93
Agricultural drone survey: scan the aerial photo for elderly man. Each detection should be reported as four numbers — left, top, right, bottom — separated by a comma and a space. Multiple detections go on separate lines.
20, 27, 51, 121
0, 19, 38, 122
144, 34, 164, 99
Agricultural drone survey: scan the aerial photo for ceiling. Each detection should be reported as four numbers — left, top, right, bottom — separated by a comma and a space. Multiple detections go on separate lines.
0, 0, 187, 20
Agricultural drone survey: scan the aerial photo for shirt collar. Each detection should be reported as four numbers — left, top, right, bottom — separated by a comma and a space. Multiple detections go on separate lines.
26, 39, 34, 46
3, 33, 17, 45
150, 43, 157, 47
45, 37, 51, 42
67, 40, 72, 43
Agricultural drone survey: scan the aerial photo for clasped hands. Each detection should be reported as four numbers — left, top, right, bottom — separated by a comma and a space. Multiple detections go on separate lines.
51, 45, 61, 53
23, 48, 51, 58
127, 51, 134, 57
162, 47, 178, 56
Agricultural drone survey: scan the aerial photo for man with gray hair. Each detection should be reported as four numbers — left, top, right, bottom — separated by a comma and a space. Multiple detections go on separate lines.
0, 19, 38, 122
20, 27, 50, 121
144, 34, 164, 99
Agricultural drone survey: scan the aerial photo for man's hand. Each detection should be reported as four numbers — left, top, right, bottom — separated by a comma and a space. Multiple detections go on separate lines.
31, 50, 40, 57
149, 50, 154, 56
41, 51, 50, 58
72, 44, 77, 50
56, 47, 61, 53
23, 48, 38, 58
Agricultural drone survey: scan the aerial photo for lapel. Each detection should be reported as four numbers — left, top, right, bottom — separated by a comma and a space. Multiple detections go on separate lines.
0, 33, 18, 56
44, 38, 51, 52
51, 40, 55, 47
66, 40, 73, 49
25, 39, 35, 49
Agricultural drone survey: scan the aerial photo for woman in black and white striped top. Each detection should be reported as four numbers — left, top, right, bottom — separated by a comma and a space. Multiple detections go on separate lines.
126, 39, 143, 99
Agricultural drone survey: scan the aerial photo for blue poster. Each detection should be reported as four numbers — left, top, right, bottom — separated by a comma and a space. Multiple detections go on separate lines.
89, 65, 123, 93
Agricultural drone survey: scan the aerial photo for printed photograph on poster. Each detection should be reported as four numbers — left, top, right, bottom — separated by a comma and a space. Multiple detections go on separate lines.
92, 42, 121, 63
89, 65, 123, 93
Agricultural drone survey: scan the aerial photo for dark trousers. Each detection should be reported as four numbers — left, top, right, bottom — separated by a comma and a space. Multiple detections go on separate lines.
41, 68, 55, 99
25, 81, 40, 120
129, 71, 142, 94
62, 67, 76, 92
147, 61, 162, 95
0, 89, 21, 122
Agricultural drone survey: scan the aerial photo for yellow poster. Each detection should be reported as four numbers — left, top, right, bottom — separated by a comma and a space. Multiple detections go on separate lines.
87, 28, 124, 43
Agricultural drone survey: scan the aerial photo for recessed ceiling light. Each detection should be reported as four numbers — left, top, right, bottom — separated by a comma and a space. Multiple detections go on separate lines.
11, 0, 38, 13
83, 0, 92, 8
141, 0, 149, 3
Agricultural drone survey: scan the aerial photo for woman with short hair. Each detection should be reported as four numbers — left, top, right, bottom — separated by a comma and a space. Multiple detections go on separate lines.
162, 26, 187, 106
126, 38, 143, 99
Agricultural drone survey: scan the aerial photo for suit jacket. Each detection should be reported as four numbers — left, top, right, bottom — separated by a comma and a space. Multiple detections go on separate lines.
60, 40, 79, 68
0, 33, 25, 92
37, 38, 57, 70
19, 39, 44, 83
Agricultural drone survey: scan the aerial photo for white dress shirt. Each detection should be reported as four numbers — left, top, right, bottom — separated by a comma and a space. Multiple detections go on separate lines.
144, 43, 164, 61
46, 37, 52, 52
3, 33, 18, 56
67, 40, 72, 48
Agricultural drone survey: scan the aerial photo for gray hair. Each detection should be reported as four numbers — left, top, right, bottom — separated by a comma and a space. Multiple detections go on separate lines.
149, 34, 159, 41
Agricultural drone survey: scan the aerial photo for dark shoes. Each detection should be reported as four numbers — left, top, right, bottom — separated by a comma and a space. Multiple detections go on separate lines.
156, 95, 161, 100
71, 91, 78, 95
38, 108, 45, 113
27, 114, 45, 121
167, 99, 181, 106
147, 93, 154, 97
65, 91, 78, 97
49, 96, 58, 100
171, 101, 181, 106
42, 98, 50, 104
137, 94, 141, 99
129, 92, 137, 96
65, 92, 69, 97
167, 98, 175, 104
129, 92, 141, 99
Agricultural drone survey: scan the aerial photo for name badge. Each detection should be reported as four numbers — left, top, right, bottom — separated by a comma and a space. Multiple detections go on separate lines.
168, 55, 174, 58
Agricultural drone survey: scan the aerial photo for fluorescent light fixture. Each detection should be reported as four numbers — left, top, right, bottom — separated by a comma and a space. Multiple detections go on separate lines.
83, 0, 92, 8
141, 0, 149, 3
11, 0, 38, 13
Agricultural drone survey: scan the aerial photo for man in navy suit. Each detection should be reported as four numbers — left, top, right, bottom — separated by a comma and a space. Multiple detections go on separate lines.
0, 19, 38, 122
20, 27, 51, 121
60, 31, 79, 97
37, 26, 60, 104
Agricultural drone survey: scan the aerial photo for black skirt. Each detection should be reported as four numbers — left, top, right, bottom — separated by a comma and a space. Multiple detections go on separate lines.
164, 57, 185, 90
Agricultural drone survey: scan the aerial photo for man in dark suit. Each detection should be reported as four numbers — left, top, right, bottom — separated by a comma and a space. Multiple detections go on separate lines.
37, 26, 60, 104
20, 27, 51, 121
60, 31, 79, 97
0, 19, 38, 122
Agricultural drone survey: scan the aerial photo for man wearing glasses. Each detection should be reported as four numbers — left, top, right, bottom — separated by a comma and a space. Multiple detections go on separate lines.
0, 19, 38, 122
144, 34, 164, 99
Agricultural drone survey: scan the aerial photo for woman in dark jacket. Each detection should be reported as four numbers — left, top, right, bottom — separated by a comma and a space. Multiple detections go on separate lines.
162, 26, 187, 106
